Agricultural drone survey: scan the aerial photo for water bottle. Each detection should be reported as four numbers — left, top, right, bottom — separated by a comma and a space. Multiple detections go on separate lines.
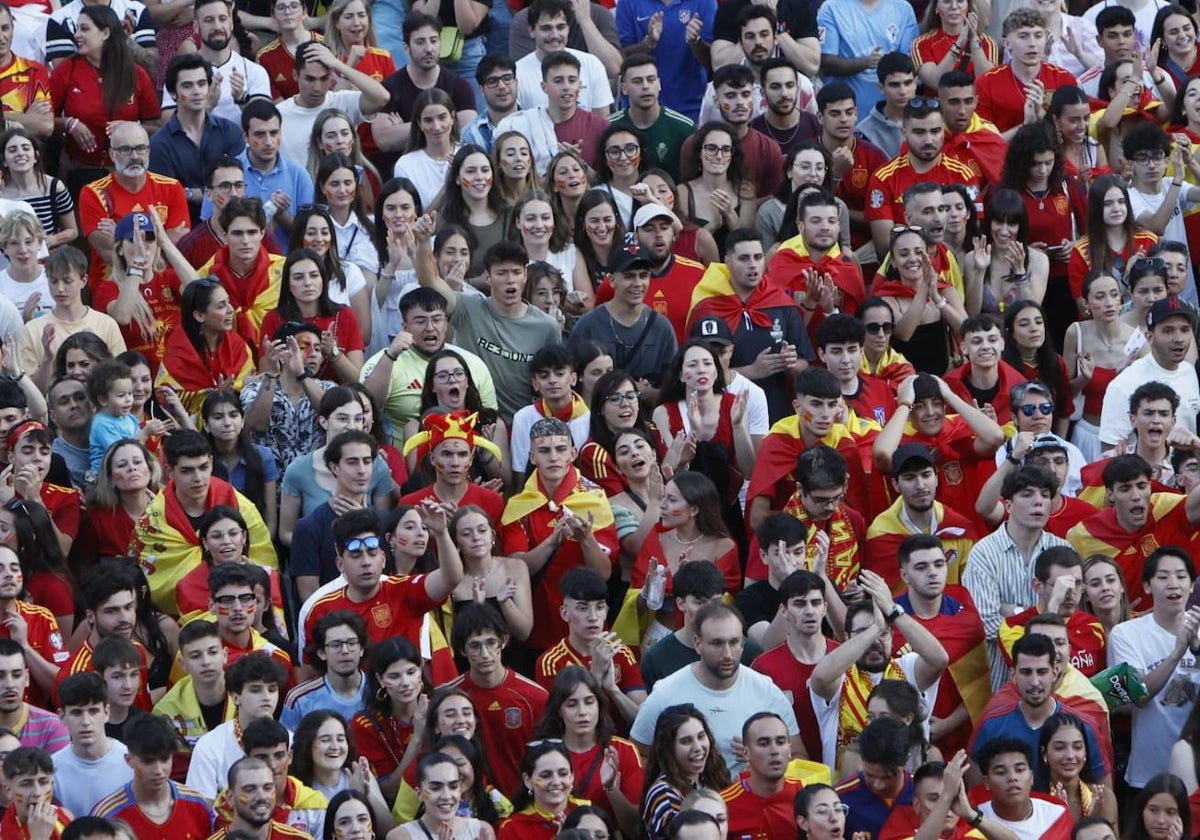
644, 561, 666, 610
770, 317, 784, 353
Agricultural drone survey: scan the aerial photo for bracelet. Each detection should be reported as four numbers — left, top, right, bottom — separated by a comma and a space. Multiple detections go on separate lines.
297, 372, 313, 381
5, 371, 24, 383
65, 117, 77, 134
265, 372, 280, 381
1173, 181, 1185, 188
383, 348, 400, 362
896, 400, 913, 411
935, 297, 949, 310
800, 302, 816, 312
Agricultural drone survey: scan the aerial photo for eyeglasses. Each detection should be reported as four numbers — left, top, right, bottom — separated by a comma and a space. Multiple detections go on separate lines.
342, 535, 383, 555
323, 638, 363, 652
482, 72, 516, 88
864, 321, 894, 335
605, 390, 640, 405
433, 368, 468, 384
298, 202, 331, 214
811, 804, 851, 818
274, 1, 303, 11
1132, 152, 1167, 164
111, 144, 149, 157
212, 180, 246, 193
804, 489, 845, 507
1019, 402, 1055, 417
702, 143, 734, 157
605, 143, 639, 160
213, 592, 257, 607
464, 637, 503, 655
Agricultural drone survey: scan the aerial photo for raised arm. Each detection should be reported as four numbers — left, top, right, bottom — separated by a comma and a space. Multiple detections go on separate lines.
861, 569, 948, 690
411, 212, 459, 315
809, 601, 884, 701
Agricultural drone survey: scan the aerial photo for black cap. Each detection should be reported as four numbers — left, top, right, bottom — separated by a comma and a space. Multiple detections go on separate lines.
1147, 295, 1197, 330
891, 443, 936, 477
689, 316, 734, 346
609, 247, 654, 274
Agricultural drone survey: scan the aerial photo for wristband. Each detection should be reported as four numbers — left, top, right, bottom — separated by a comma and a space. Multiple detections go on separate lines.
297, 372, 313, 381
383, 348, 400, 362
935, 297, 949, 310
1006, 453, 1021, 466
896, 400, 914, 411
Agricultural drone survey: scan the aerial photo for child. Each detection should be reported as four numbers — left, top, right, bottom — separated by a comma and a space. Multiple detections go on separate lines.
92, 636, 149, 745
86, 359, 163, 473
50, 672, 133, 819
0, 746, 72, 838
509, 345, 590, 481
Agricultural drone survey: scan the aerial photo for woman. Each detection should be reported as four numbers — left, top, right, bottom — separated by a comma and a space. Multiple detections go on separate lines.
324, 789, 378, 840
639, 169, 720, 265
574, 190, 625, 309
532, 666, 644, 838
1033, 0, 1103, 76
390, 751, 496, 840
119, 350, 191, 435
561, 806, 617, 840
545, 149, 590, 246
609, 428, 665, 580
1049, 86, 1106, 184
795, 784, 855, 840
157, 279, 254, 415
571, 342, 614, 406
941, 183, 979, 271
371, 178, 423, 351
1175, 76, 1200, 150
317, 153, 379, 278
679, 123, 755, 258
840, 681, 942, 775
54, 331, 113, 382
324, 0, 397, 83
760, 145, 849, 249
1152, 4, 1200, 89
510, 191, 577, 293
876, 227, 968, 375
964, 188, 1050, 317
1002, 301, 1071, 436
1081, 555, 1131, 635
395, 89, 460, 208
293, 709, 394, 833
641, 705, 730, 840
433, 733, 509, 826
383, 505, 433, 577
352, 635, 427, 803
174, 505, 282, 618
260, 248, 365, 383
449, 505, 533, 645
593, 126, 644, 232
492, 131, 537, 211
436, 145, 506, 278
1037, 713, 1118, 825
84, 439, 161, 559
523, 262, 567, 335
498, 741, 585, 840
0, 498, 74, 635
49, 5, 160, 191
912, 0, 998, 89
579, 370, 658, 497
201, 390, 278, 537
290, 202, 373, 346
308, 108, 384, 211
1122, 257, 1170, 331
348, 382, 408, 488
0, 128, 76, 247
1124, 773, 1190, 840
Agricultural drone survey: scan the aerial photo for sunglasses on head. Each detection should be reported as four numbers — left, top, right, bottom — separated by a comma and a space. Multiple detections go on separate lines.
1019, 402, 1054, 417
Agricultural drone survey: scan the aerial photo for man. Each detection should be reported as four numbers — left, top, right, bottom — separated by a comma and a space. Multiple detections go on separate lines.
509, 0, 622, 74
1081, 382, 1182, 501
94, 637, 148, 743
865, 444, 976, 591
131, 431, 274, 617
230, 718, 326, 836
978, 429, 1094, 538
444, 603, 548, 799
645, 560, 763, 691
905, 753, 1026, 840
997, 546, 1105, 679
679, 64, 784, 200
975, 9, 1077, 137
276, 41, 389, 169
615, 0, 713, 122
750, 58, 815, 159
510, 345, 591, 478
500, 418, 618, 651
495, 50, 611, 173
815, 314, 894, 426
973, 737, 1073, 840
256, 0, 318, 101
151, 619, 233, 757
416, 227, 561, 422
1081, 0, 1171, 61
78, 121, 189, 289
989, 382, 1087, 493
185, 653, 289, 801
0, 4, 52, 139
865, 99, 981, 257
176, 157, 255, 269
855, 52, 915, 159
711, 0, 820, 76
688, 228, 811, 423
834, 716, 915, 839
45, 0, 156, 67
720, 712, 810, 840
0, 545, 68, 702
631, 603, 801, 771
208, 757, 310, 840
516, 0, 612, 114
871, 183, 968, 299
91, 714, 215, 840
736, 514, 834, 649
46, 376, 91, 490
281, 611, 369, 730
302, 506, 462, 655
0, 638, 67, 752
461, 53, 519, 151
942, 317, 1027, 426
1077, 6, 1165, 97
1068, 454, 1200, 611
400, 412, 505, 521
1108, 546, 1200, 790
815, 82, 888, 249
938, 69, 1009, 186
592, 204, 707, 348
195, 564, 292, 678
0, 747, 71, 839
361, 287, 498, 444
607, 53, 696, 181
809, 570, 949, 773
817, 0, 917, 115
50, 673, 132, 818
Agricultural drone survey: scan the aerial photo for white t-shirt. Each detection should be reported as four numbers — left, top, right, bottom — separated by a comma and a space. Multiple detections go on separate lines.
331, 214, 379, 278
1128, 183, 1197, 304
277, 90, 364, 170
329, 261, 368, 309
1081, 0, 1169, 48
979, 798, 1069, 840
52, 740, 133, 818
1108, 612, 1198, 786
0, 268, 48, 318
162, 51, 271, 125
515, 48, 614, 113
1098, 353, 1200, 444
510, 403, 590, 474
394, 147, 456, 210
185, 719, 244, 800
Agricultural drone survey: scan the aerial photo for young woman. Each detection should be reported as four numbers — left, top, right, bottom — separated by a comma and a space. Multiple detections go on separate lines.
794, 784, 855, 840
293, 709, 394, 833
395, 89, 460, 208
435, 145, 506, 278
573, 190, 625, 309
571, 342, 613, 406
840, 680, 942, 776
260, 248, 365, 383
498, 742, 585, 840
1036, 713, 1119, 825
449, 505, 533, 645
317, 152, 379, 278
759, 144, 847, 248
545, 149, 590, 245
639, 168, 720, 266
371, 177, 423, 350
1081, 555, 1131, 635
289, 203, 373, 346
156, 279, 254, 415
1002, 301, 1071, 436
579, 370, 658, 497
391, 752, 496, 840
1121, 257, 1170, 331
609, 428, 665, 575
0, 128, 76, 247
174, 506, 270, 616
641, 705, 730, 840
593, 125, 644, 231
875, 227, 968, 376
0, 498, 75, 635
84, 439, 161, 560
1151, 4, 1200, 89
307, 108, 383, 211
856, 297, 916, 390
510, 191, 577, 295
532, 666, 644, 838
201, 390, 279, 537
964, 188, 1050, 317
911, 0, 998, 89
679, 123, 755, 258
941, 183, 980, 274
1124, 773, 1190, 840
1048, 86, 1106, 184
0, 211, 50, 322
324, 0, 396, 82
323, 789, 377, 840
561, 806, 618, 840
118, 350, 191, 436
523, 262, 568, 334
432, 732, 509, 826
351, 635, 427, 804
491, 131, 538, 211
54, 331, 113, 382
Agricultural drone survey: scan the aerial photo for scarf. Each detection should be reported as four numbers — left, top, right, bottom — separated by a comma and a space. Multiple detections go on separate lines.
202, 246, 283, 346
838, 661, 906, 765
688, 263, 796, 330
780, 495, 860, 590
157, 326, 254, 416
870, 277, 952, 299
537, 394, 590, 422
501, 467, 615, 530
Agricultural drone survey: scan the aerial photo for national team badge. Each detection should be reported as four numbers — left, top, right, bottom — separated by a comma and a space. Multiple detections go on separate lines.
504, 707, 523, 728
942, 461, 963, 485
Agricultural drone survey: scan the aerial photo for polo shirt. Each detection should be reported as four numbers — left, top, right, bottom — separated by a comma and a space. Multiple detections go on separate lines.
45, 0, 156, 62
149, 112, 245, 204
614, 0, 715, 122
817, 0, 918, 114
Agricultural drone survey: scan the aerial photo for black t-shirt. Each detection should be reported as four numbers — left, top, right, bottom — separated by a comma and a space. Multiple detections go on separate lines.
728, 304, 815, 423
712, 0, 818, 43
733, 580, 782, 630
200, 698, 226, 733
964, 379, 1000, 408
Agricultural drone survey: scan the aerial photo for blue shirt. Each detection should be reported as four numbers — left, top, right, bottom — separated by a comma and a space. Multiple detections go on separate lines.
289, 501, 339, 584
89, 412, 141, 474
200, 150, 315, 244
281, 673, 371, 730
615, 0, 715, 122
461, 111, 504, 151
835, 771, 913, 840
817, 0, 918, 114
215, 444, 281, 497
971, 700, 1106, 787
148, 112, 245, 196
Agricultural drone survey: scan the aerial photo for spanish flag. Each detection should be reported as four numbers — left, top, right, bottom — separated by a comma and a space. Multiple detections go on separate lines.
1076, 456, 1177, 509
767, 235, 868, 316
897, 586, 990, 725
865, 498, 977, 592
945, 113, 1007, 185
199, 247, 284, 348
155, 324, 255, 416
500, 467, 615, 531
686, 262, 797, 332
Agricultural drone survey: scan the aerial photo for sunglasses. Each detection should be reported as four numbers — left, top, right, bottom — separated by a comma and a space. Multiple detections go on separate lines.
1019, 403, 1054, 417
864, 321, 894, 335
1132, 257, 1167, 272
342, 535, 382, 555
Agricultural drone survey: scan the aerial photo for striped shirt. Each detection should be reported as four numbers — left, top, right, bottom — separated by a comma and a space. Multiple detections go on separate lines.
15, 702, 69, 753
280, 674, 370, 731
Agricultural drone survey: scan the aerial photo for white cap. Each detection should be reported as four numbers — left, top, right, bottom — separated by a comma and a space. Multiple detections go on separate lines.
633, 202, 681, 231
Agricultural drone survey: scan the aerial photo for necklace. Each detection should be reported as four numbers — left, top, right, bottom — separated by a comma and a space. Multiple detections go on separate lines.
1026, 186, 1049, 210
761, 116, 801, 147
670, 529, 705, 546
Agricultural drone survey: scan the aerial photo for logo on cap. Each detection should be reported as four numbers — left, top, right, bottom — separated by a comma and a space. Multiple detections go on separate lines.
701, 320, 718, 336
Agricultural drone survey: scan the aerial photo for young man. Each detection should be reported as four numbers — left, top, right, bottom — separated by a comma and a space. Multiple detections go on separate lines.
152, 620, 233, 760
197, 564, 292, 678
607, 52, 696, 180
461, 54, 520, 151
814, 82, 888, 248
815, 314, 894, 426
93, 637, 148, 744
131, 430, 274, 616
210, 757, 310, 840
1080, 0, 1172, 61
938, 70, 1008, 186
1077, 6, 1168, 97
175, 157, 258, 269
736, 515, 832, 649
230, 717, 326, 837
444, 604, 548, 799
500, 418, 618, 652
865, 444, 977, 591
0, 638, 68, 753
975, 9, 1077, 137
941, 317, 1027, 426
399, 412, 505, 522
0, 747, 71, 839
0, 545, 67, 703
1078, 381, 1183, 503
516, 0, 613, 114
281, 611, 369, 730
720, 712, 811, 839
750, 58, 816, 159
46, 376, 92, 490
905, 753, 1022, 840
91, 714, 215, 840
973, 737, 1073, 840
855, 52, 916, 159
510, 345, 590, 478
51, 672, 132, 817
644, 560, 763, 692
809, 570, 949, 773
255, 0, 318, 101
534, 568, 645, 722
834, 716, 916, 839
817, 0, 918, 115
997, 547, 1105, 678
185, 652, 289, 801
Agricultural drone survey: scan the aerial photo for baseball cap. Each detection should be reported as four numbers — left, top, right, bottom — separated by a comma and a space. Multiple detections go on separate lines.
609, 247, 654, 274
1147, 295, 1196, 329
1028, 433, 1070, 455
891, 443, 936, 478
633, 202, 680, 230
113, 212, 154, 242
690, 316, 734, 346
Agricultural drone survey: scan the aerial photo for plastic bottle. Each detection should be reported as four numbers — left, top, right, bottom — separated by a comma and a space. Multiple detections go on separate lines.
644, 561, 667, 610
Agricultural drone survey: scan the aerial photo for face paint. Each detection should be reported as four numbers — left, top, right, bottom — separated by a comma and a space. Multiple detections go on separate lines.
215, 605, 232, 616
394, 535, 409, 547
802, 410, 816, 423
237, 794, 251, 804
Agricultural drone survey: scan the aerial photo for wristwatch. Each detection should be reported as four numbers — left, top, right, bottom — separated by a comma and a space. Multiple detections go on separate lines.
326, 346, 342, 361
968, 808, 985, 828
884, 604, 905, 625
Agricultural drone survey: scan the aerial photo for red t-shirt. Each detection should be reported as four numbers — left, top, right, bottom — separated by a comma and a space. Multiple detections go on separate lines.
567, 738, 643, 816
1045, 494, 1097, 538
752, 638, 838, 763
92, 781, 215, 840
823, 138, 888, 247
594, 254, 707, 344
975, 63, 1078, 132
55, 639, 152, 710
534, 637, 644, 693
351, 708, 415, 780
81, 505, 137, 559
24, 571, 73, 622
844, 374, 896, 427
303, 575, 440, 649
399, 483, 505, 530
31, 482, 80, 540
723, 775, 807, 840
92, 269, 183, 373
49, 58, 160, 168
1021, 182, 1085, 279
260, 307, 365, 380
865, 153, 982, 224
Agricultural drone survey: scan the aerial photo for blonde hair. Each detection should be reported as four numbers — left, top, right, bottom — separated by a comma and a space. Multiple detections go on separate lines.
324, 0, 377, 56
0, 209, 44, 244
86, 438, 163, 510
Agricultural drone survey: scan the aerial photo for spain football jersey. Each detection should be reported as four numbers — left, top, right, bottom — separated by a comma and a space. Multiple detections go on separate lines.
722, 773, 807, 840
975, 63, 1078, 132
304, 574, 440, 651
865, 498, 976, 591
0, 54, 49, 116
55, 638, 153, 710
594, 253, 706, 343
865, 153, 982, 224
92, 268, 183, 373
820, 136, 889, 248
92, 780, 215, 840
534, 637, 644, 693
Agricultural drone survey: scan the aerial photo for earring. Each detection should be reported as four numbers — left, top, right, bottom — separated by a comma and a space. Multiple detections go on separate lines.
376, 686, 389, 702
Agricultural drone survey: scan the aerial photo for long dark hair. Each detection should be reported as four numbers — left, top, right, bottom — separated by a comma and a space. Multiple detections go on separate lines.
289, 204, 350, 293
587, 369, 654, 458
1035, 712, 1102, 787
81, 5, 135, 116
291, 710, 357, 786
419, 349, 486, 414
322, 789, 378, 840
534, 665, 616, 747
53, 332, 113, 379
1001, 301, 1067, 401
1126, 773, 1190, 840
683, 122, 746, 185
317, 152, 373, 231
594, 123, 646, 185
942, 183, 981, 245
1175, 76, 1200, 127
657, 339, 728, 405
510, 741, 575, 813
201, 390, 267, 513
372, 177, 422, 271
196, 505, 248, 566
574, 189, 627, 281
180, 279, 226, 355
365, 635, 424, 717
4, 498, 71, 584
278, 247, 341, 320
982, 188, 1032, 270
1150, 5, 1195, 68
432, 733, 501, 826
408, 88, 459, 153
1002, 122, 1066, 195
510, 189, 569, 253
0, 127, 49, 193
641, 704, 730, 801
437, 144, 505, 226
667, 471, 731, 538
1086, 175, 1137, 273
